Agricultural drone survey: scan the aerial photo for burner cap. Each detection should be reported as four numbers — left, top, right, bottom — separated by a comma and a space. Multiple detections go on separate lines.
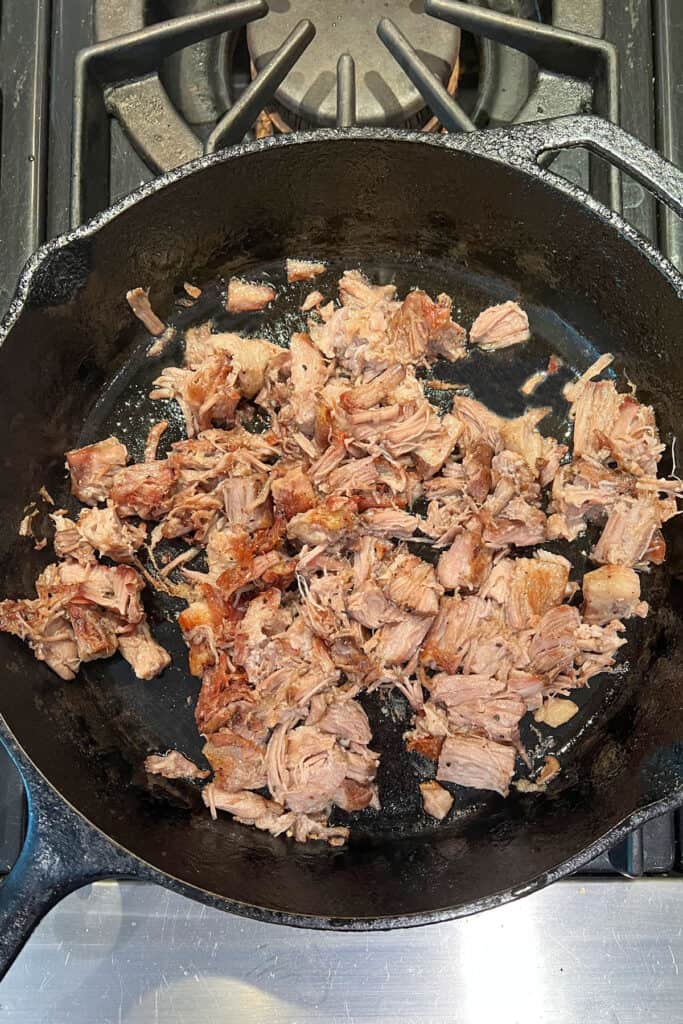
247, 1, 460, 127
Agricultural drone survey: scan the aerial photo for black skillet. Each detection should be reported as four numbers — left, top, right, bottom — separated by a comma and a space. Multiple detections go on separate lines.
1, 116, 683, 977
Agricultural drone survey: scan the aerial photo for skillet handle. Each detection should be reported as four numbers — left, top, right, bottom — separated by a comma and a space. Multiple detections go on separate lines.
505, 115, 683, 221
0, 722, 144, 981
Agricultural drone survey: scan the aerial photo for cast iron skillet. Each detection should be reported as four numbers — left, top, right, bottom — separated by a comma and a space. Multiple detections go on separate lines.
1, 116, 683, 977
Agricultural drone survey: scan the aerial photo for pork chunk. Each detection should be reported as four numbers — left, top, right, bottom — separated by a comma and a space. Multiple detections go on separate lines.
226, 278, 276, 313
470, 301, 530, 351
66, 437, 128, 505
420, 780, 454, 820
581, 565, 647, 625
437, 734, 516, 797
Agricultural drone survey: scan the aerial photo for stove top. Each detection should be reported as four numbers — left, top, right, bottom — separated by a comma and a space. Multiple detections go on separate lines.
1, 0, 682, 897
2, 878, 683, 1022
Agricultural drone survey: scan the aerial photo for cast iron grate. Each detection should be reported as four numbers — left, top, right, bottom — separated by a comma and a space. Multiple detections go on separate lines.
71, 0, 621, 225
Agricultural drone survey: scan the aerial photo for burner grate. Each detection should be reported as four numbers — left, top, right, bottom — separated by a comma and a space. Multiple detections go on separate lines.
72, 0, 622, 223
71, 1, 270, 225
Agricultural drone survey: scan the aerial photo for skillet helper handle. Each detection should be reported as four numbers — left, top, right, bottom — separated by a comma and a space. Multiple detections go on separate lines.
0, 725, 142, 981
511, 115, 683, 221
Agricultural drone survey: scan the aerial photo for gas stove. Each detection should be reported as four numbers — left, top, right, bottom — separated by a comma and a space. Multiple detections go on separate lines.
1, 0, 682, 1014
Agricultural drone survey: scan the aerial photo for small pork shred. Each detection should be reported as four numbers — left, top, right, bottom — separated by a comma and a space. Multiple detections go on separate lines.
2, 268, 679, 846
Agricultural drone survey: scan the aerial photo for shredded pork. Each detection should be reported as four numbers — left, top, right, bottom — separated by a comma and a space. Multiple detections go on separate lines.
2, 267, 679, 845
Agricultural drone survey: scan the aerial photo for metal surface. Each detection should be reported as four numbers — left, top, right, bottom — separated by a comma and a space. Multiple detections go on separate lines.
605, 0, 656, 243
0, 0, 50, 315
654, 0, 683, 271
71, 2, 268, 224
206, 19, 316, 153
377, 18, 475, 133
426, 0, 620, 210
246, 0, 461, 128
3, 878, 683, 1023
336, 54, 356, 129
588, 813, 675, 875
75, 0, 620, 222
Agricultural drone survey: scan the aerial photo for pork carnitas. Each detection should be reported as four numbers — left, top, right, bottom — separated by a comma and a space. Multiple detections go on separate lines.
2, 269, 678, 845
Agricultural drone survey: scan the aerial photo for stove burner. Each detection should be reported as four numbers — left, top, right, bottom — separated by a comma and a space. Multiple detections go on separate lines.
246, 1, 460, 129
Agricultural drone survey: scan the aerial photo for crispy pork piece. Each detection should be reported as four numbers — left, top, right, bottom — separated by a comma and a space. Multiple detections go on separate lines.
301, 289, 325, 312
203, 728, 268, 791
0, 559, 153, 679
151, 355, 241, 436
289, 332, 329, 434
463, 441, 494, 503
488, 551, 571, 630
382, 550, 443, 616
581, 565, 647, 625
66, 437, 129, 505
118, 621, 171, 679
271, 465, 316, 518
470, 301, 530, 351
110, 460, 177, 519
346, 581, 399, 630
77, 504, 147, 561
591, 497, 663, 567
226, 278, 275, 313
437, 734, 516, 797
316, 697, 372, 745
145, 750, 208, 779
501, 407, 566, 487
437, 519, 492, 591
0, 597, 80, 679
452, 395, 505, 448
286, 259, 326, 282
202, 786, 350, 846
144, 420, 168, 462
388, 289, 467, 365
185, 331, 281, 400
568, 373, 664, 478
56, 561, 146, 623
547, 456, 633, 541
421, 595, 490, 674
338, 269, 397, 309
360, 508, 422, 539
126, 287, 165, 335
428, 673, 526, 744
574, 619, 626, 685
51, 510, 95, 565
67, 604, 119, 662
340, 364, 406, 412
266, 717, 378, 816
428, 293, 468, 361
528, 604, 580, 679
419, 780, 454, 819
287, 497, 357, 547
365, 610, 434, 665
482, 496, 547, 549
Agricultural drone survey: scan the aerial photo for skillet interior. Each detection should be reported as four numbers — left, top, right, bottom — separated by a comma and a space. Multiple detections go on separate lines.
1, 133, 682, 922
